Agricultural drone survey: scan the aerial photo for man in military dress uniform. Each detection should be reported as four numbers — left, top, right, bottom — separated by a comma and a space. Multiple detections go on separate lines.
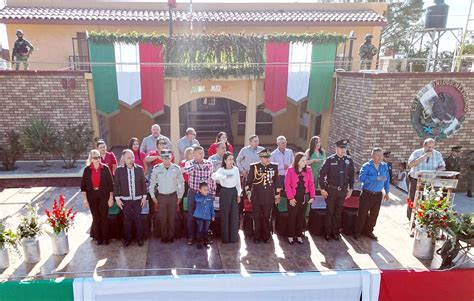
444, 146, 462, 174
467, 150, 474, 198
359, 34, 377, 70
383, 151, 393, 184
319, 139, 355, 241
11, 30, 34, 71
245, 148, 281, 244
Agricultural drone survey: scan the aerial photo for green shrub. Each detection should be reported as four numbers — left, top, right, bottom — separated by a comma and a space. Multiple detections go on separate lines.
0, 130, 24, 171
23, 119, 59, 166
55, 123, 93, 169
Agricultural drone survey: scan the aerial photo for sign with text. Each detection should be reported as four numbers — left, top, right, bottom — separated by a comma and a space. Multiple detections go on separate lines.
191, 84, 230, 94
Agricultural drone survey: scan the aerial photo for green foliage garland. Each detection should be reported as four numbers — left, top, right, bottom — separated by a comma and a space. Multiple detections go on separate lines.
88, 31, 346, 79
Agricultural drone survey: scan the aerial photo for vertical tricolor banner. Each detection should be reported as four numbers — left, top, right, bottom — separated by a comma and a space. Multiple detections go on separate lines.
89, 42, 165, 117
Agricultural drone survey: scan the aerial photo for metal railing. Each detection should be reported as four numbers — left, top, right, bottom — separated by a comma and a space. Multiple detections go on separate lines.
69, 55, 91, 71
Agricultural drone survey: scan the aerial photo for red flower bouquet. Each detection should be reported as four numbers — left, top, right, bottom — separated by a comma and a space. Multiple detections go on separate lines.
45, 194, 77, 235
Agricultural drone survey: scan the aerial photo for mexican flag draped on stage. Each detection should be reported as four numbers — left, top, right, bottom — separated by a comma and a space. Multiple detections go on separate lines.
88, 41, 165, 117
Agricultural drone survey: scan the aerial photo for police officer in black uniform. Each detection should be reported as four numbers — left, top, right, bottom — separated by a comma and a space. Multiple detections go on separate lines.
245, 148, 280, 244
383, 151, 393, 184
444, 146, 462, 173
318, 139, 355, 241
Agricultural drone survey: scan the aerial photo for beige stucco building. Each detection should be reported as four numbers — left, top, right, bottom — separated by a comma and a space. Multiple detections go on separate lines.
0, 0, 387, 152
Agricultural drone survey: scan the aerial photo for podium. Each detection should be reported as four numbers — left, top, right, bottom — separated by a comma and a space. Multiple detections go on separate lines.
409, 170, 459, 234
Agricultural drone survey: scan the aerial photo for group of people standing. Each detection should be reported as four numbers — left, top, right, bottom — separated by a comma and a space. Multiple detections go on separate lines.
81, 124, 395, 248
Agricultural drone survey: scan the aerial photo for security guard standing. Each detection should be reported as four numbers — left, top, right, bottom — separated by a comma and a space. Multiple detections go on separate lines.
319, 139, 355, 241
383, 151, 393, 184
245, 148, 280, 244
467, 150, 474, 198
444, 146, 462, 174
11, 30, 34, 71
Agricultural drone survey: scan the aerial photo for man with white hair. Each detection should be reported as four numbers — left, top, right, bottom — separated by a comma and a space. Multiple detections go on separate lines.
140, 124, 173, 154
270, 136, 294, 188
407, 138, 446, 219
114, 149, 147, 247
177, 127, 200, 161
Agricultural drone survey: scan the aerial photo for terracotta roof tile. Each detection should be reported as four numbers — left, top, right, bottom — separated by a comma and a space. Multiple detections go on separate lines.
0, 6, 386, 24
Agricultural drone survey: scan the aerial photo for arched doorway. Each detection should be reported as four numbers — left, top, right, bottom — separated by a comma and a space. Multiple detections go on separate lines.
179, 97, 245, 146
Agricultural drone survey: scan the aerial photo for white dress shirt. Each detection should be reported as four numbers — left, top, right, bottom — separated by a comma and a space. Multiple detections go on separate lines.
212, 166, 242, 195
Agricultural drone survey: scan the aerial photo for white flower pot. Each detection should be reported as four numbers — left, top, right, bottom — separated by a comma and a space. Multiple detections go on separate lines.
21, 238, 41, 263
49, 231, 69, 255
412, 226, 435, 260
0, 247, 9, 269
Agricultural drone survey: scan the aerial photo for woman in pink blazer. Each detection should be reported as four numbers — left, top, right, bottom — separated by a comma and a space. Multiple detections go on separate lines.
284, 152, 315, 244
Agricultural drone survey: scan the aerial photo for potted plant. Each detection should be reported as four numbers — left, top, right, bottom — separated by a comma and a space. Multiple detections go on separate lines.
437, 213, 474, 269
0, 222, 18, 269
17, 205, 43, 263
407, 185, 452, 260
44, 194, 77, 255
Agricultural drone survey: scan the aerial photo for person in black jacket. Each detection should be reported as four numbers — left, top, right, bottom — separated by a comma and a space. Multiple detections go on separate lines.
114, 149, 148, 247
81, 149, 114, 245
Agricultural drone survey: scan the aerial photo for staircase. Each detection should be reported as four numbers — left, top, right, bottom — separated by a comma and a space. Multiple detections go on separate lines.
185, 99, 233, 146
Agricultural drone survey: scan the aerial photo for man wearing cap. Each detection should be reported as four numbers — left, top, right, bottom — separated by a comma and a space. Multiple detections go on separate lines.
11, 29, 34, 70
149, 149, 185, 243
383, 151, 393, 184
444, 146, 462, 174
245, 148, 280, 244
359, 34, 377, 70
318, 139, 355, 241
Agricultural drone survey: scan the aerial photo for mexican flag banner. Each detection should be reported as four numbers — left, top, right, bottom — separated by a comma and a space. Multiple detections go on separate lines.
88, 41, 165, 117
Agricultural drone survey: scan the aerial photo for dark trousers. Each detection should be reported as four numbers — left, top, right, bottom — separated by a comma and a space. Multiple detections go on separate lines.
186, 189, 197, 240
252, 188, 274, 240
159, 192, 177, 240
123, 199, 143, 242
325, 188, 346, 235
407, 176, 418, 220
287, 195, 307, 238
196, 218, 210, 242
219, 187, 239, 243
88, 190, 109, 242
356, 190, 383, 235
278, 175, 286, 190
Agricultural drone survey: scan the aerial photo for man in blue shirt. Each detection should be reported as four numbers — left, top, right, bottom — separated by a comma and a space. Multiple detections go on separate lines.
355, 147, 390, 240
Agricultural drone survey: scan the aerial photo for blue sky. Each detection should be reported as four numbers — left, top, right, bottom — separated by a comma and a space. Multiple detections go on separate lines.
0, 0, 471, 54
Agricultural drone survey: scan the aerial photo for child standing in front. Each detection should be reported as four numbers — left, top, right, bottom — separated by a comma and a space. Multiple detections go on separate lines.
193, 182, 215, 249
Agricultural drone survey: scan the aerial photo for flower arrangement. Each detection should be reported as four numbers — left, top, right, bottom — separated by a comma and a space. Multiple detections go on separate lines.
17, 205, 42, 240
407, 185, 453, 238
0, 222, 17, 250
45, 194, 77, 235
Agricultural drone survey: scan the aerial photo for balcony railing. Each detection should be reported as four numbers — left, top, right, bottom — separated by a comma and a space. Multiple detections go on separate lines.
69, 55, 91, 72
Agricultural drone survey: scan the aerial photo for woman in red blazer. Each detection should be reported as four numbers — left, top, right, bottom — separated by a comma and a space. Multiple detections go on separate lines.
284, 152, 315, 245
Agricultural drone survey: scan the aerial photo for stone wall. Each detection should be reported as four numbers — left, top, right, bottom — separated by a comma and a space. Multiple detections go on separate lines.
0, 70, 92, 160
330, 72, 474, 190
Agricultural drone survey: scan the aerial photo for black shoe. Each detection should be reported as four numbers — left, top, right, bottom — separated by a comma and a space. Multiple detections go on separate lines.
325, 234, 332, 241
253, 239, 260, 244
353, 233, 360, 240
197, 242, 203, 249
169, 238, 174, 244
467, 190, 473, 198
333, 234, 340, 241
263, 239, 270, 244
97, 240, 103, 245
365, 233, 378, 241
288, 238, 294, 245
161, 238, 167, 243
138, 240, 144, 247
123, 240, 131, 247
103, 240, 109, 245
